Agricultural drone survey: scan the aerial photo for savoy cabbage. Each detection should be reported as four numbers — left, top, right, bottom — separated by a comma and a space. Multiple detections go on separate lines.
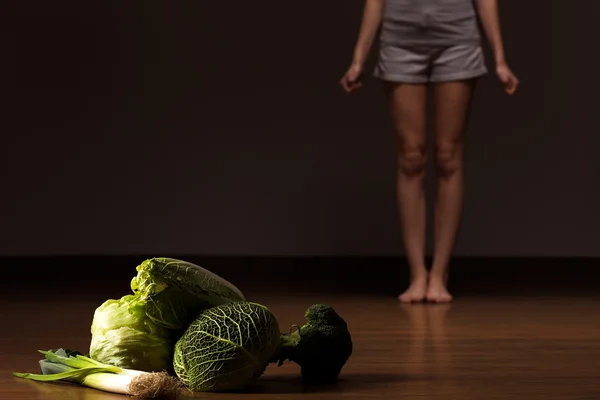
173, 301, 280, 392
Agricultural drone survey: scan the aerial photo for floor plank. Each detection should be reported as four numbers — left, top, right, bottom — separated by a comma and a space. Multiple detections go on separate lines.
2, 290, 599, 399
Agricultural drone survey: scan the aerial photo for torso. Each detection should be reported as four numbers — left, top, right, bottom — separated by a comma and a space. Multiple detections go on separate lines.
380, 0, 481, 47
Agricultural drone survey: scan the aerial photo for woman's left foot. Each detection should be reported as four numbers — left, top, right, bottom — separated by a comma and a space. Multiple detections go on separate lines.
426, 274, 453, 303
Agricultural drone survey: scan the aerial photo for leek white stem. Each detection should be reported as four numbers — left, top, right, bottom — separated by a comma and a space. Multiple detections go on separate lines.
116, 368, 148, 378
82, 373, 132, 395
80, 371, 183, 398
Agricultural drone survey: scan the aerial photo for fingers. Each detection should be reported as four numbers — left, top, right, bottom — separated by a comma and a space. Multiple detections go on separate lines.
348, 81, 363, 94
505, 76, 519, 95
340, 78, 351, 93
340, 79, 354, 94
340, 75, 363, 95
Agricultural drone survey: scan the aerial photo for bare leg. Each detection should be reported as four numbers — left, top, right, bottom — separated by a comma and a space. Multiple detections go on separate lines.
387, 82, 429, 303
427, 80, 476, 303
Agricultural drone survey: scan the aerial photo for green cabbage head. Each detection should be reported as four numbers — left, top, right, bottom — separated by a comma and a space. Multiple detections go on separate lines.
130, 257, 245, 331
89, 258, 246, 372
89, 294, 173, 372
173, 301, 280, 392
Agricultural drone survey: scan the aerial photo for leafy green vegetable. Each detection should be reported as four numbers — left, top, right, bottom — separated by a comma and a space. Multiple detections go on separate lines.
270, 304, 353, 384
131, 257, 246, 330
173, 301, 281, 392
89, 257, 246, 372
14, 349, 183, 398
89, 294, 173, 372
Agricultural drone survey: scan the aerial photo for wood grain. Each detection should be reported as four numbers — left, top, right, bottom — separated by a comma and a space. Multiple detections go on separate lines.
1, 292, 599, 400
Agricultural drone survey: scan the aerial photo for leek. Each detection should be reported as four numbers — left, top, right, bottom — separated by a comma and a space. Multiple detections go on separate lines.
14, 349, 184, 398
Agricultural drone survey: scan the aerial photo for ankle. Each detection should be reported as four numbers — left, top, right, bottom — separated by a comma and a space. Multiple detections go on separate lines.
428, 270, 448, 282
410, 271, 428, 282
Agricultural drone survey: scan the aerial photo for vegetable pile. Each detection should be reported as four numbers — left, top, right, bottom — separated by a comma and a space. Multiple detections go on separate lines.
89, 257, 246, 373
13, 257, 353, 398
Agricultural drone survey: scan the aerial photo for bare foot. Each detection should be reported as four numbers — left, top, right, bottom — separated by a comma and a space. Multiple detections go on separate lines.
426, 274, 453, 303
398, 275, 428, 303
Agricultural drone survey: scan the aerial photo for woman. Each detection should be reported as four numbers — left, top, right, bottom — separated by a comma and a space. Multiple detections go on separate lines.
340, 0, 518, 303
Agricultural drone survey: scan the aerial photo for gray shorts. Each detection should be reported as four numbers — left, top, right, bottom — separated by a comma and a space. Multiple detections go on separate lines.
373, 44, 488, 84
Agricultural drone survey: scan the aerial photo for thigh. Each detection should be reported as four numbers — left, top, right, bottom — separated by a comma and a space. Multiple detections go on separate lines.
432, 80, 476, 146
386, 82, 429, 152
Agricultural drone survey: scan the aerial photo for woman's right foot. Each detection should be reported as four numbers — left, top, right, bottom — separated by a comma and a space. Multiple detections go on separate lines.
398, 275, 428, 303
425, 273, 453, 303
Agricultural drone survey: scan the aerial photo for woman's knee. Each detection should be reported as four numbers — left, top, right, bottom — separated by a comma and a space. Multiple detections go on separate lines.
435, 142, 463, 177
398, 146, 427, 177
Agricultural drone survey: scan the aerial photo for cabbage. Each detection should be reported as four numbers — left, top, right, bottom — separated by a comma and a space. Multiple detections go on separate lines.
89, 258, 246, 372
130, 257, 245, 331
173, 302, 281, 392
89, 295, 173, 372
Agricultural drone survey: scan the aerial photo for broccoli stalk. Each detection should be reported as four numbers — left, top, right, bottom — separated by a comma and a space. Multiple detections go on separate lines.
269, 304, 353, 384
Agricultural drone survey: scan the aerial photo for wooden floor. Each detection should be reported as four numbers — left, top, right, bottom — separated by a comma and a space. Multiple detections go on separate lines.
1, 288, 599, 400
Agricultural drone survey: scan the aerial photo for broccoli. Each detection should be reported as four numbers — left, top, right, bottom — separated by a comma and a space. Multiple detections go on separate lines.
270, 304, 353, 384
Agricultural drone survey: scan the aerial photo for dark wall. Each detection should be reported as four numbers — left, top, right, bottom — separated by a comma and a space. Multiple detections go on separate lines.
4, 1, 599, 257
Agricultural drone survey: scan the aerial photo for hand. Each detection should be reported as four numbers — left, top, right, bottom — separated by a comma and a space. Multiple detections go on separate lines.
496, 63, 519, 95
340, 63, 364, 95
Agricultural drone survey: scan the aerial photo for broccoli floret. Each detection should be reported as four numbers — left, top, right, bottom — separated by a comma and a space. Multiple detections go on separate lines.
270, 304, 353, 384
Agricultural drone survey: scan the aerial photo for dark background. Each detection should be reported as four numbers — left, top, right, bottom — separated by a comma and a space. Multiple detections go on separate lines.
4, 1, 599, 261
